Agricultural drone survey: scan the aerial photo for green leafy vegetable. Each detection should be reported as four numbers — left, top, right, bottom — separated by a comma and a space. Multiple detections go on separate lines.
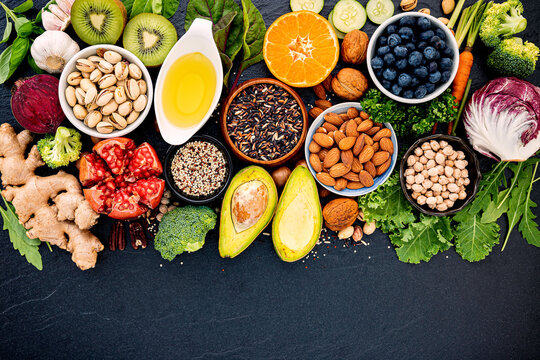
238, 0, 266, 72
453, 213, 500, 262
519, 162, 540, 246
123, 0, 178, 19
0, 193, 42, 270
162, 0, 179, 19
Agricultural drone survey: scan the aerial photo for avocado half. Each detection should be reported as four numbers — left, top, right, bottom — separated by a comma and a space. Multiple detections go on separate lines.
272, 166, 322, 262
219, 166, 278, 258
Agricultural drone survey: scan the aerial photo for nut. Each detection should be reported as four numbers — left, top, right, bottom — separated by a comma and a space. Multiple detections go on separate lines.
359, 170, 374, 187
133, 95, 147, 112
84, 87, 97, 105
313, 133, 334, 148
65, 86, 77, 107
323, 148, 340, 168
80, 78, 95, 92
341, 30, 369, 65
309, 153, 323, 173
114, 86, 128, 104
323, 198, 359, 231
126, 111, 140, 124
117, 101, 132, 117
338, 226, 354, 239
76, 59, 95, 73
84, 110, 102, 128
103, 50, 122, 64
317, 172, 336, 186
128, 63, 142, 80
438, 17, 449, 25
109, 112, 127, 130
114, 61, 129, 81
442, 0, 455, 15
96, 121, 114, 134
315, 99, 332, 110
96, 89, 114, 107
137, 79, 147, 95
312, 84, 326, 100
418, 8, 430, 14
363, 221, 376, 235
67, 71, 83, 86
329, 163, 350, 178
126, 78, 140, 100
98, 74, 117, 89
73, 104, 87, 120
101, 99, 119, 116
352, 226, 363, 242
400, 0, 417, 11
75, 88, 86, 105
331, 68, 368, 100
358, 145, 374, 163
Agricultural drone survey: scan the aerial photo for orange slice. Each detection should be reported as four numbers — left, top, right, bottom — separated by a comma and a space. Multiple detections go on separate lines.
263, 11, 340, 88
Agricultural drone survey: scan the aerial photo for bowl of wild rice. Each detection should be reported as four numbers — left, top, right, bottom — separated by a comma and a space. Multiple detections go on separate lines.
164, 135, 233, 204
221, 78, 308, 166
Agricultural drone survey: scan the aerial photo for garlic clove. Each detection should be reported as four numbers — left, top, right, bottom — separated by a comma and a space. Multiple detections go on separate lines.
41, 11, 65, 31
48, 4, 69, 22
56, 0, 73, 16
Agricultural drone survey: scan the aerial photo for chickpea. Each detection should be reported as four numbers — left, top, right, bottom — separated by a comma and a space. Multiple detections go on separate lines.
447, 183, 459, 193
436, 195, 444, 205
406, 183, 412, 190
456, 178, 465, 186
441, 185, 447, 192
442, 191, 450, 199
442, 145, 454, 156
449, 193, 459, 202
404, 168, 415, 176
458, 190, 467, 200
407, 155, 416, 166
415, 174, 425, 184
413, 162, 424, 172
430, 175, 439, 183
414, 147, 423, 156
412, 184, 423, 193
425, 190, 433, 198
428, 167, 439, 177
437, 165, 444, 175
426, 159, 436, 170
445, 159, 454, 167
453, 168, 461, 179
449, 151, 458, 161
421, 142, 432, 151
411, 192, 420, 200
455, 160, 467, 169
421, 170, 429, 178
436, 203, 448, 212
422, 179, 433, 189
444, 199, 454, 208
439, 141, 448, 148
406, 175, 415, 184
464, 178, 470, 186
448, 176, 455, 183
426, 197, 437, 206
420, 188, 427, 194
424, 150, 436, 159
445, 166, 454, 177
439, 176, 449, 185
432, 183, 443, 193
457, 151, 466, 160
435, 152, 446, 165
417, 195, 427, 205
430, 140, 440, 151
420, 156, 428, 164
461, 169, 469, 178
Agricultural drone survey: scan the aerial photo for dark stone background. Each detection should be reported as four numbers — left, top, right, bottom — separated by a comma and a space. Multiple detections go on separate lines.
0, 0, 539, 359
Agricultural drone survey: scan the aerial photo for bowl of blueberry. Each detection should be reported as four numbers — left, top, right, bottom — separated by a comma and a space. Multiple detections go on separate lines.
366, 13, 459, 104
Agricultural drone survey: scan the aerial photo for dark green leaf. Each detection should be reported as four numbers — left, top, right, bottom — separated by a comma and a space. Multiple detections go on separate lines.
162, 0, 179, 18
213, 11, 237, 82
1, 17, 12, 43
152, 0, 162, 15
131, 0, 153, 18
8, 36, 29, 79
13, 0, 33, 13
468, 161, 509, 215
518, 161, 540, 246
0, 44, 13, 84
27, 54, 44, 74
16, 20, 32, 37
122, 0, 135, 15
480, 189, 509, 223
31, 23, 44, 35
239, 0, 265, 72
34, 8, 41, 23
454, 214, 500, 262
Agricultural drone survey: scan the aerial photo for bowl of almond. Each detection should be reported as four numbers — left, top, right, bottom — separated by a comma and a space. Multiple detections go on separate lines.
304, 102, 398, 196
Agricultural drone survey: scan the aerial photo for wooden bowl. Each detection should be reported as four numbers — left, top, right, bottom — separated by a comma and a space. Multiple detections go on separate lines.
220, 78, 308, 167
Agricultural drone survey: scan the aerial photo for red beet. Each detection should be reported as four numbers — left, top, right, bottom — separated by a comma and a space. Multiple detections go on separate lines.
10, 75, 65, 134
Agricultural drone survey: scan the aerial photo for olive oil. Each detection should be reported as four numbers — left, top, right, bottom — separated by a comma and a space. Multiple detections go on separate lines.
161, 52, 216, 128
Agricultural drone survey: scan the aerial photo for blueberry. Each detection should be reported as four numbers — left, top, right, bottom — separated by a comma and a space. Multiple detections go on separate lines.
398, 73, 412, 87
430, 36, 446, 50
386, 24, 397, 34
435, 28, 446, 40
416, 17, 431, 31
396, 58, 408, 70
394, 45, 408, 58
371, 56, 384, 70
441, 70, 451, 82
383, 53, 396, 66
419, 30, 435, 41
377, 45, 391, 57
424, 46, 437, 60
391, 84, 403, 96
425, 83, 435, 93
443, 47, 454, 57
417, 41, 428, 50
440, 57, 453, 71
408, 51, 423, 67
398, 27, 414, 40
388, 33, 401, 47
378, 36, 388, 46
405, 42, 416, 53
429, 71, 441, 83
382, 80, 392, 89
414, 66, 429, 78
383, 68, 397, 81
399, 16, 415, 27
410, 76, 420, 88
428, 61, 438, 73
403, 90, 414, 99
421, 58, 427, 65
415, 85, 428, 99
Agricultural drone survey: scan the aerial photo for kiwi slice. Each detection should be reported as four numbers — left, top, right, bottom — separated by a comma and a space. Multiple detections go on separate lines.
123, 13, 178, 67
71, 0, 127, 45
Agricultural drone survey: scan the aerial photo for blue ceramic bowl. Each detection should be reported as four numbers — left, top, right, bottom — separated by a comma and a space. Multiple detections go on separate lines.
304, 102, 398, 197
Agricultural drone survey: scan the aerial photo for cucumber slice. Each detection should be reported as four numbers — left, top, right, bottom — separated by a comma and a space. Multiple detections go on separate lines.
366, 0, 394, 24
290, 0, 324, 13
328, 10, 346, 39
332, 0, 367, 33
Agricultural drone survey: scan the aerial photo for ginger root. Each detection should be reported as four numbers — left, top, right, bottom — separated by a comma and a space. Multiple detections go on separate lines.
0, 124, 103, 270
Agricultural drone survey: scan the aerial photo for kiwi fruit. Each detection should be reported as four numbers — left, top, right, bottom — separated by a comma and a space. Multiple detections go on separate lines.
123, 13, 178, 67
71, 0, 127, 45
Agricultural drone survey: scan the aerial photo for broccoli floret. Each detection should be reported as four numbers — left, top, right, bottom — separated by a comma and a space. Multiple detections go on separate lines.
37, 127, 82, 169
154, 206, 217, 261
487, 37, 539, 78
479, 0, 528, 47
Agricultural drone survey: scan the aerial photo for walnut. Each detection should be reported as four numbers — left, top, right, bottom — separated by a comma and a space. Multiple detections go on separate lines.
331, 68, 368, 100
341, 30, 369, 65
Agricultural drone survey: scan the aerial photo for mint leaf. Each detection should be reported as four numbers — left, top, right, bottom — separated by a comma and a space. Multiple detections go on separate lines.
454, 214, 500, 262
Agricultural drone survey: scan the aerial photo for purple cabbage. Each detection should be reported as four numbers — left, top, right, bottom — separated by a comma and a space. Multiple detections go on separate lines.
463, 77, 540, 161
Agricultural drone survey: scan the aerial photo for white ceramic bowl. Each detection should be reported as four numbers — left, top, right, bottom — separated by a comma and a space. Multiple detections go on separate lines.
366, 13, 459, 104
304, 102, 398, 197
59, 44, 153, 138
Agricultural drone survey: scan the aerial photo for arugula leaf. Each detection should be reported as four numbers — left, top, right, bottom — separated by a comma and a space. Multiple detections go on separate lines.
453, 213, 500, 262
151, 0, 162, 15
162, 0, 179, 19
0, 193, 42, 270
519, 162, 540, 246
130, 0, 153, 18
480, 189, 509, 223
239, 0, 265, 72
468, 161, 508, 215
390, 215, 453, 264
13, 0, 33, 13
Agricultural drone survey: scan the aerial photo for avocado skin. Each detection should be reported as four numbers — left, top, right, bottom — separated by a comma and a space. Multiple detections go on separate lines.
219, 166, 278, 258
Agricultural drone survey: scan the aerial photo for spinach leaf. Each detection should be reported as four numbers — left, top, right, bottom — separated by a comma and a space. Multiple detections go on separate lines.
239, 0, 265, 72
213, 11, 238, 82
13, 0, 33, 13
131, 0, 153, 18
152, 0, 162, 15
162, 0, 179, 19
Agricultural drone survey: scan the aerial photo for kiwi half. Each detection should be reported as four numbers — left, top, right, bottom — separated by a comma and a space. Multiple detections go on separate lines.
123, 13, 178, 67
71, 0, 127, 45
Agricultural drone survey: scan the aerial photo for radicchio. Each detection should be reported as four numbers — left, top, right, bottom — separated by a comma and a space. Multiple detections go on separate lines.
463, 77, 540, 161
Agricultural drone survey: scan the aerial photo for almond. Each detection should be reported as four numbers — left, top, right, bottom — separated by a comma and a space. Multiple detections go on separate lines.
341, 149, 354, 168
334, 178, 348, 191
357, 119, 373, 133
376, 158, 392, 175
347, 107, 359, 119
367, 126, 380, 136
345, 120, 359, 137
315, 127, 327, 134
353, 117, 363, 125
322, 74, 333, 92
347, 181, 364, 190
364, 135, 374, 146
372, 151, 390, 166
351, 158, 363, 173
309, 153, 323, 172
318, 149, 329, 161
324, 112, 343, 126
313, 84, 326, 100
339, 136, 356, 151
364, 161, 377, 178
309, 140, 321, 153
327, 131, 334, 141
313, 133, 334, 148
343, 171, 360, 182
315, 99, 332, 110
317, 172, 336, 186
353, 133, 365, 156
323, 148, 340, 168
333, 130, 346, 144
339, 121, 347, 133
358, 145, 374, 163
359, 170, 374, 187
329, 163, 350, 178
372, 142, 379, 152
360, 111, 369, 120
372, 128, 392, 142
309, 107, 323, 119
322, 122, 338, 132
380, 137, 394, 154
339, 113, 350, 122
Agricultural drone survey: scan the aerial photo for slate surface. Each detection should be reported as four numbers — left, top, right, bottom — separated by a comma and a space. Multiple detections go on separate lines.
0, 0, 539, 359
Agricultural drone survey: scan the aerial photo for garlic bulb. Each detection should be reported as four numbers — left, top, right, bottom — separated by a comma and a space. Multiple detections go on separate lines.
30, 31, 80, 74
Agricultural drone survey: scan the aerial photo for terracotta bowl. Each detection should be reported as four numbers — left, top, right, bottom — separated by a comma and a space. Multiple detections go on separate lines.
220, 78, 308, 167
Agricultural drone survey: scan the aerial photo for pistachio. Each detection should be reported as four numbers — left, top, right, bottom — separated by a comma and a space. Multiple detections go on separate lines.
90, 69, 103, 83
338, 226, 354, 239
126, 111, 140, 124
103, 50, 122, 64
84, 86, 98, 105
88, 55, 104, 64
133, 94, 147, 112
442, 0, 455, 15
79, 78, 95, 92
97, 60, 114, 74
82, 71, 90, 78
117, 101, 132, 116
86, 103, 99, 111
84, 110, 102, 128
65, 86, 77, 107
363, 221, 377, 235
116, 79, 126, 88
101, 99, 119, 116
126, 78, 140, 100
67, 71, 83, 86
114, 61, 129, 80
114, 86, 127, 104
75, 88, 86, 105
137, 79, 147, 95
109, 112, 128, 129
75, 58, 95, 73
96, 121, 114, 134
96, 48, 107, 58
128, 63, 142, 80
400, 0, 417, 11
73, 104, 87, 120
96, 89, 114, 107
418, 8, 430, 14
98, 74, 117, 89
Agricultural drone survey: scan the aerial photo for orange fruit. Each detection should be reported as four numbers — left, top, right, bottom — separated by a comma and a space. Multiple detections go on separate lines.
263, 11, 340, 88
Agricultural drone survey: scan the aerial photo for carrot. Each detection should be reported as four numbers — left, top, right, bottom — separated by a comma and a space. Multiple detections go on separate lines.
452, 49, 474, 103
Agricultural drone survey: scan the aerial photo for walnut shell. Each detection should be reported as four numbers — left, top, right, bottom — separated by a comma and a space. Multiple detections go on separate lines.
331, 68, 368, 100
323, 198, 359, 231
341, 30, 369, 65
